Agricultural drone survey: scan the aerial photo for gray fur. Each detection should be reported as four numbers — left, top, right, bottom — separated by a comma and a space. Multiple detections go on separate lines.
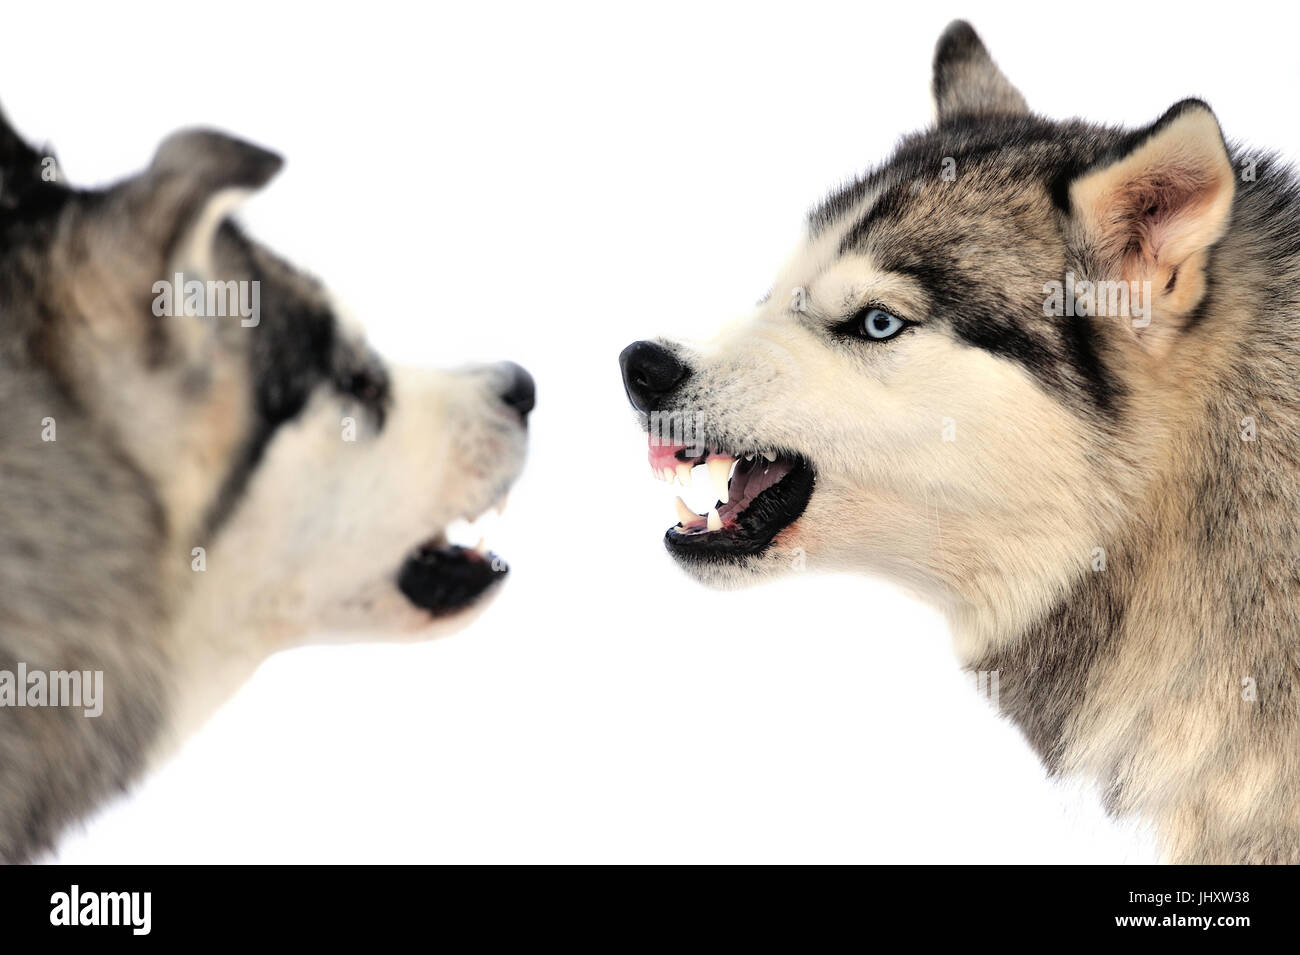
0, 367, 170, 862
1, 110, 361, 862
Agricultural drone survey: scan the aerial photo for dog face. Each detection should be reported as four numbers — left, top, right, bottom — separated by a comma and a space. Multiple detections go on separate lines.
1, 121, 532, 651
620, 23, 1235, 646
0, 110, 534, 858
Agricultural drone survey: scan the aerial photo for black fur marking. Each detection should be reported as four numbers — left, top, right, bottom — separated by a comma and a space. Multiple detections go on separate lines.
971, 569, 1127, 772
1048, 160, 1085, 215
1060, 310, 1122, 413
815, 114, 1135, 418
0, 105, 73, 256
335, 360, 392, 431
201, 226, 395, 536
835, 181, 912, 253
202, 232, 341, 535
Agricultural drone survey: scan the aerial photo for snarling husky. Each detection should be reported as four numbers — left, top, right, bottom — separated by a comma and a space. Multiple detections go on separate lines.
620, 21, 1300, 863
0, 109, 532, 862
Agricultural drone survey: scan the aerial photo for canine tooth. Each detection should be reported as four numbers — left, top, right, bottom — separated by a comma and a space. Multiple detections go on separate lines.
494, 493, 509, 516
474, 537, 488, 555
674, 496, 698, 525
676, 463, 693, 486
762, 451, 777, 462
744, 453, 754, 462
707, 508, 723, 532
707, 456, 733, 504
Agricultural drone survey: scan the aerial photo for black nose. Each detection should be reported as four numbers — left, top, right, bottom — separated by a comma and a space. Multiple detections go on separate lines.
498, 361, 536, 418
619, 340, 688, 412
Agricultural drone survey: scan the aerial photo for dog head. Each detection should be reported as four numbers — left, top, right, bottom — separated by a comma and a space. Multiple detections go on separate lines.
0, 113, 533, 648
619, 21, 1236, 644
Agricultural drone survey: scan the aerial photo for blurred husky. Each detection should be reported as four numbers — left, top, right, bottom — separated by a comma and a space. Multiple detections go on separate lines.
0, 107, 533, 861
620, 21, 1300, 862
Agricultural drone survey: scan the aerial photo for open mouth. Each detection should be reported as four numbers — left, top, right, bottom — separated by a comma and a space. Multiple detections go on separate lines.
648, 440, 815, 561
397, 500, 510, 616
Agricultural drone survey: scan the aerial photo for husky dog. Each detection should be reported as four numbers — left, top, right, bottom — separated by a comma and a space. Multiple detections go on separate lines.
0, 108, 532, 862
620, 21, 1300, 863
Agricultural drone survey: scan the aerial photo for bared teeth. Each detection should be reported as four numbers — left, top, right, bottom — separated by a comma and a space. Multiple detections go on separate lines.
707, 508, 723, 531
762, 451, 777, 462
674, 496, 699, 525
707, 456, 733, 504
676, 463, 693, 486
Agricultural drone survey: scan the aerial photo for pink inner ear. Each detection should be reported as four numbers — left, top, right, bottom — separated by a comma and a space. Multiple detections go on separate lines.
1109, 164, 1220, 269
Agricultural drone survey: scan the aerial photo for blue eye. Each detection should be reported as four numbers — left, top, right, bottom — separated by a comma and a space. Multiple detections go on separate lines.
859, 308, 907, 341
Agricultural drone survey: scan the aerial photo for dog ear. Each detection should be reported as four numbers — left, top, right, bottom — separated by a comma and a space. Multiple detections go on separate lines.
114, 129, 283, 269
0, 102, 64, 211
931, 21, 1028, 121
1062, 99, 1235, 356
85, 130, 282, 366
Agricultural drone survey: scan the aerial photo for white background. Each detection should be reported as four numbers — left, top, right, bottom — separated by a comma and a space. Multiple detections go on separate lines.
7, 0, 1295, 863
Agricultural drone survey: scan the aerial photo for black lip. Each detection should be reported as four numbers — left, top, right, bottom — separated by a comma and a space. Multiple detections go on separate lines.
397, 544, 508, 616
664, 456, 815, 562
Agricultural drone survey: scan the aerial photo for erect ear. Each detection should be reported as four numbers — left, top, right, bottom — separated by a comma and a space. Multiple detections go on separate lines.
84, 130, 282, 364
0, 101, 64, 211
112, 128, 283, 272
1064, 99, 1234, 355
931, 21, 1028, 121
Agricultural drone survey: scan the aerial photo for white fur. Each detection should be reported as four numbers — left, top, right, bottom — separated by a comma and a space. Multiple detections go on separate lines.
157, 360, 527, 754
667, 220, 1116, 662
